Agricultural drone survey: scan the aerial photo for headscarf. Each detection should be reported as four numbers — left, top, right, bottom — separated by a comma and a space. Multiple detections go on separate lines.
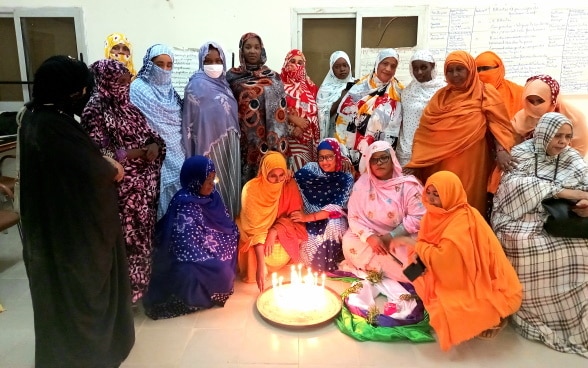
335, 49, 403, 151
82, 59, 156, 154
317, 51, 355, 108
474, 51, 524, 119
30, 55, 92, 113
512, 75, 560, 139
238, 151, 288, 247
156, 156, 237, 262
130, 44, 183, 133
104, 32, 137, 77
183, 41, 239, 156
133, 44, 183, 107
281, 49, 319, 145
511, 112, 574, 176
397, 50, 446, 166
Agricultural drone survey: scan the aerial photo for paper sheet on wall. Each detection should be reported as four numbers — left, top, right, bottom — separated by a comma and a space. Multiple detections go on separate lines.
427, 6, 588, 94
171, 47, 199, 98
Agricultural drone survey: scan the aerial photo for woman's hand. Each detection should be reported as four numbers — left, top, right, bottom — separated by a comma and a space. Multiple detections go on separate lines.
496, 150, 518, 171
254, 245, 266, 292
366, 234, 388, 256
143, 143, 160, 162
289, 210, 306, 223
573, 198, 588, 217
103, 156, 124, 181
291, 126, 303, 138
290, 115, 309, 130
264, 228, 277, 257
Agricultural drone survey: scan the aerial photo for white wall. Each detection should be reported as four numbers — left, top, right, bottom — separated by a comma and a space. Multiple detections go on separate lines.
5, 0, 585, 71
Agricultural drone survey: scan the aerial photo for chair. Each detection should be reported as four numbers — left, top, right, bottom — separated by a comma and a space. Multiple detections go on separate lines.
0, 181, 21, 241
0, 154, 16, 195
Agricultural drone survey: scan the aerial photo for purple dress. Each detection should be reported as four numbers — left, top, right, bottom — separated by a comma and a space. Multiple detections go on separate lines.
82, 59, 166, 303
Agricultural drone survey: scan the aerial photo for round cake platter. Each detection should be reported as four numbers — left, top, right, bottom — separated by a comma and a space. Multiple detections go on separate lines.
256, 282, 342, 329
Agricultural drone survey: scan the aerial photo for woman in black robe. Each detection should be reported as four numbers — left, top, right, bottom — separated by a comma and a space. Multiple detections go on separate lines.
19, 55, 135, 368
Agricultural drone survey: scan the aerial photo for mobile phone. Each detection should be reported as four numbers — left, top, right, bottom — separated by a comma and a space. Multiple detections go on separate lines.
403, 257, 426, 281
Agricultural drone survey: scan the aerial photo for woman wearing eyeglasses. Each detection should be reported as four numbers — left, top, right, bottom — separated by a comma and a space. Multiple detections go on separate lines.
291, 138, 354, 272
236, 151, 307, 292
341, 141, 425, 282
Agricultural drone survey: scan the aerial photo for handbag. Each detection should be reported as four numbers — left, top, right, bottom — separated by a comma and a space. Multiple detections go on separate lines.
535, 153, 588, 238
541, 197, 588, 238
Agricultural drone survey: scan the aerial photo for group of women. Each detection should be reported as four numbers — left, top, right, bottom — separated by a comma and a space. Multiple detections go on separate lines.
17, 30, 587, 368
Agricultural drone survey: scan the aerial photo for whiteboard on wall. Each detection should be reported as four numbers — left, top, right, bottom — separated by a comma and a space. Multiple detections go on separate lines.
358, 5, 588, 94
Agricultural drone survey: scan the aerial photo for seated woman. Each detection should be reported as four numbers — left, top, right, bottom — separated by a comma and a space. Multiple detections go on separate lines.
408, 170, 522, 351
341, 141, 424, 282
317, 51, 355, 140
291, 138, 354, 272
492, 112, 588, 358
236, 151, 307, 291
143, 156, 238, 319
334, 49, 403, 171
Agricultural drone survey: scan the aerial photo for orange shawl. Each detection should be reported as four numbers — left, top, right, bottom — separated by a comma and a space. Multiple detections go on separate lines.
407, 51, 514, 167
475, 51, 524, 119
412, 171, 522, 351
237, 151, 306, 261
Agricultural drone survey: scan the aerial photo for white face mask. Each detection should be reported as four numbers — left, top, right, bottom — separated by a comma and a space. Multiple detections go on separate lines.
203, 64, 224, 79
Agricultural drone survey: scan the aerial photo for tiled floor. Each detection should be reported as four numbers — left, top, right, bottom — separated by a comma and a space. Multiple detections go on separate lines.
0, 153, 586, 367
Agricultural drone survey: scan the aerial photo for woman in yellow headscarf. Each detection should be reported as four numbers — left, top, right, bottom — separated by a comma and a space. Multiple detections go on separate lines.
236, 151, 307, 292
409, 170, 522, 351
104, 32, 137, 77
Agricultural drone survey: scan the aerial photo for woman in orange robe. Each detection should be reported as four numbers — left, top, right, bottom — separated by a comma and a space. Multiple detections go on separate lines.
409, 170, 522, 351
405, 51, 516, 216
474, 51, 524, 120
236, 151, 307, 292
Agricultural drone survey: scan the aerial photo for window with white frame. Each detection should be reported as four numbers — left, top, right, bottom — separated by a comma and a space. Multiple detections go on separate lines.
291, 7, 427, 86
0, 7, 86, 111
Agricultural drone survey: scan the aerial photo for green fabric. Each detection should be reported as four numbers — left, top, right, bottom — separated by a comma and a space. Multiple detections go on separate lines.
336, 303, 436, 343
327, 276, 360, 283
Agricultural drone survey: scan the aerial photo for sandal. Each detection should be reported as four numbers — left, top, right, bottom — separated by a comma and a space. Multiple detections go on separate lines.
476, 318, 508, 340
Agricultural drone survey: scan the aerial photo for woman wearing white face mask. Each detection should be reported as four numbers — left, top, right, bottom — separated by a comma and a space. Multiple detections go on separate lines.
182, 41, 241, 218
130, 43, 184, 220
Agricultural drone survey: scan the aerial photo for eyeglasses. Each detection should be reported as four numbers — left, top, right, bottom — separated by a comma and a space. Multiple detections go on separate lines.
318, 155, 335, 162
369, 155, 391, 165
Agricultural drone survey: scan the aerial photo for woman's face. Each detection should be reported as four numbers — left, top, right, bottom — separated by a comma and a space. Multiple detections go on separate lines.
203, 48, 223, 65
332, 57, 350, 80
425, 185, 442, 208
411, 60, 434, 83
376, 57, 398, 83
369, 151, 394, 180
242, 37, 262, 65
266, 168, 286, 184
317, 149, 336, 172
199, 172, 216, 196
116, 71, 132, 86
152, 54, 173, 71
110, 43, 130, 57
445, 62, 469, 87
288, 55, 304, 66
546, 123, 573, 156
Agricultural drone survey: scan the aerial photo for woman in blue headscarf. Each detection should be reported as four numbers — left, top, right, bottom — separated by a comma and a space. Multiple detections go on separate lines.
143, 155, 239, 320
182, 41, 240, 218
130, 44, 185, 219
292, 138, 354, 272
